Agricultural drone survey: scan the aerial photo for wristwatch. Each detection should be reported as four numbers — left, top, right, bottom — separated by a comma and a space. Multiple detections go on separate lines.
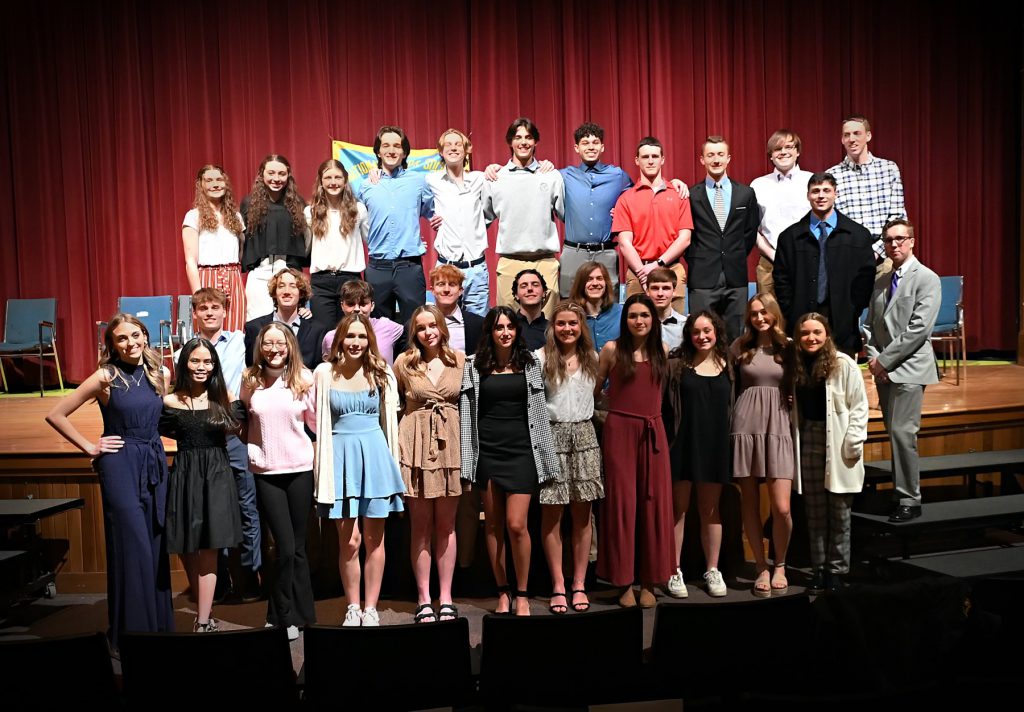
656, 258, 667, 267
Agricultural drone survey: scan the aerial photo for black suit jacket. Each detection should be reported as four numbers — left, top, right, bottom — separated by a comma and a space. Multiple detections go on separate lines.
463, 310, 484, 355
685, 179, 759, 289
774, 210, 875, 353
244, 313, 327, 370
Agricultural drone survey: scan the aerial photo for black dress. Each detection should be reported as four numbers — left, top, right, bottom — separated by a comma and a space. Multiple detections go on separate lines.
476, 372, 538, 494
670, 368, 733, 484
160, 402, 245, 554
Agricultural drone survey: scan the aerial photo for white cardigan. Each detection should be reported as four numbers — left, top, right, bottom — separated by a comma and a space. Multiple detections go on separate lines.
792, 351, 869, 495
312, 361, 401, 505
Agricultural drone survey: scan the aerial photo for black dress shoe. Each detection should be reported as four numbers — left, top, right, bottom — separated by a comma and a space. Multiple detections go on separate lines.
888, 504, 922, 522
807, 568, 826, 594
826, 573, 846, 593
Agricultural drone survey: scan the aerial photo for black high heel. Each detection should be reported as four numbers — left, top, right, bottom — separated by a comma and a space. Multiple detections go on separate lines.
495, 585, 513, 615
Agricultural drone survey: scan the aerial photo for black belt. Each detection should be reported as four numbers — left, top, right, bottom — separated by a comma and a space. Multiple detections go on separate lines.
436, 254, 486, 269
369, 255, 422, 266
563, 239, 616, 251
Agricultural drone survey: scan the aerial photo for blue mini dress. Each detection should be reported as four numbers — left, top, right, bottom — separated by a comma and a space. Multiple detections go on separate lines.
318, 389, 406, 519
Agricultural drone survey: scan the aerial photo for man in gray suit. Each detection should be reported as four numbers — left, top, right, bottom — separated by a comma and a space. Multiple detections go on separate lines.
864, 218, 940, 522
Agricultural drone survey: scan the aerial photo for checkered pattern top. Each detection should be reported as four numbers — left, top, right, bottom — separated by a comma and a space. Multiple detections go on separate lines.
459, 354, 560, 485
827, 154, 906, 258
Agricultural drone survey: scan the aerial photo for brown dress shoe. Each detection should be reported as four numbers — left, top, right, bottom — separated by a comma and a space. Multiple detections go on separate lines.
618, 586, 637, 608
638, 586, 657, 608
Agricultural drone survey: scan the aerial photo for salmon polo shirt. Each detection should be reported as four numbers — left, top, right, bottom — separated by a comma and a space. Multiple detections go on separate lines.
611, 181, 694, 261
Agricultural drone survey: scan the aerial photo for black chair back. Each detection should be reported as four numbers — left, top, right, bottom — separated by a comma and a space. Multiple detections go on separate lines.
0, 632, 118, 710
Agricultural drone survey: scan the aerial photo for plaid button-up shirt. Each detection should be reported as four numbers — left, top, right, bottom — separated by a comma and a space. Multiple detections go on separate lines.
827, 153, 906, 259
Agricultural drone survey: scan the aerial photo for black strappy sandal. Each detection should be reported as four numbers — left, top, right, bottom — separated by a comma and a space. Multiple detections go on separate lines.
549, 591, 568, 615
495, 585, 513, 615
513, 590, 531, 617
413, 603, 437, 623
571, 588, 591, 612
437, 602, 459, 621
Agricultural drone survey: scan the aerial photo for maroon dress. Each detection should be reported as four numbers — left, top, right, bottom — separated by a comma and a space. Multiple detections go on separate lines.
597, 361, 675, 586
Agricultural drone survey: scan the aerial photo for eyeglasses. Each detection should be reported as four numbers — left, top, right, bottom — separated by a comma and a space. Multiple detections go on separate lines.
772, 144, 798, 153
261, 342, 289, 351
881, 236, 912, 245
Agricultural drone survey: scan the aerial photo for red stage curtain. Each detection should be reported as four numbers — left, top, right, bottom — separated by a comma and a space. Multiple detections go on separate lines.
1, 0, 1019, 382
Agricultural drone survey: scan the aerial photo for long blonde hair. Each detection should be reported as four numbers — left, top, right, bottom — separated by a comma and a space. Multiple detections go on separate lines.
326, 313, 389, 395
98, 313, 164, 391
398, 305, 458, 381
542, 301, 599, 386
735, 292, 789, 365
241, 323, 311, 396
309, 159, 360, 238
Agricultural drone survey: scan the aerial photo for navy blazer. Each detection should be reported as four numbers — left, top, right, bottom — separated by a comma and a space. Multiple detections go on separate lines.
685, 179, 759, 289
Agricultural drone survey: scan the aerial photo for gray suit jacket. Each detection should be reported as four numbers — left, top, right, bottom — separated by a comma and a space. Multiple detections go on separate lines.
863, 255, 941, 385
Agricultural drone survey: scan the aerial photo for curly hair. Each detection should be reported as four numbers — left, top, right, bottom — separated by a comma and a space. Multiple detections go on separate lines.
789, 312, 838, 390
98, 313, 164, 391
309, 159, 360, 239
398, 305, 458, 381
734, 292, 789, 366
677, 310, 731, 374
474, 306, 535, 376
326, 313, 390, 395
613, 294, 667, 383
192, 165, 244, 253
542, 301, 599, 387
244, 154, 306, 237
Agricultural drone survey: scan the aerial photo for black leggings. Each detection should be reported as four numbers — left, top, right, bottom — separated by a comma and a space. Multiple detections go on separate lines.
255, 470, 316, 627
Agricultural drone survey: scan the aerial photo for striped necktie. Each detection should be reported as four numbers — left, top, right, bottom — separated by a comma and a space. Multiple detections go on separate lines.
713, 183, 726, 231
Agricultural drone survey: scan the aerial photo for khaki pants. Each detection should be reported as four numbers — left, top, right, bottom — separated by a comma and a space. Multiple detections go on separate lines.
496, 255, 560, 318
625, 262, 687, 314
755, 255, 775, 296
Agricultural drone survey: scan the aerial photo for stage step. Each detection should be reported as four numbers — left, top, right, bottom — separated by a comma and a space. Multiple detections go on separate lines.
864, 448, 1024, 495
853, 493, 1024, 559
893, 543, 1024, 579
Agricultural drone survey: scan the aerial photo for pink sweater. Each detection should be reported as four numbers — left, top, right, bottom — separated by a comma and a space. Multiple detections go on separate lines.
242, 371, 317, 475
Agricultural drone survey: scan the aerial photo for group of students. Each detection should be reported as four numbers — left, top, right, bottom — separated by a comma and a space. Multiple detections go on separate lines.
45, 258, 868, 651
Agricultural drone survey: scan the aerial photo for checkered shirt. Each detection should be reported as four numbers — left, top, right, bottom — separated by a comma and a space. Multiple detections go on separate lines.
827, 154, 906, 259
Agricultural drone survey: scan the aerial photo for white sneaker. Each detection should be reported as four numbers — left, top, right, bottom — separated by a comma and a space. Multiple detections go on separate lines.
342, 604, 362, 627
703, 568, 727, 597
286, 625, 299, 641
361, 606, 380, 627
666, 568, 688, 599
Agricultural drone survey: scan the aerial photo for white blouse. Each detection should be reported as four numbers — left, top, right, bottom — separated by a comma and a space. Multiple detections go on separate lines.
305, 203, 369, 274
182, 208, 244, 266
535, 349, 596, 422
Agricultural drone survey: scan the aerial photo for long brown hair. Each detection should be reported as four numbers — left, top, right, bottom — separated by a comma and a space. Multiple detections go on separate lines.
98, 313, 165, 391
245, 154, 306, 237
398, 305, 458, 381
735, 292, 789, 365
192, 164, 245, 252
241, 323, 311, 396
613, 294, 667, 383
543, 301, 599, 386
326, 313, 389, 395
474, 306, 535, 376
790, 312, 839, 390
568, 261, 615, 312
309, 159, 360, 239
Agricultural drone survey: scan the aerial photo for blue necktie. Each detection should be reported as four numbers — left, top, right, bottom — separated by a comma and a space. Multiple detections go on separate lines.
816, 222, 829, 304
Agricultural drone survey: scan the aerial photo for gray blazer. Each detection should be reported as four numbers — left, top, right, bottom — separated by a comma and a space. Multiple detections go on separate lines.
459, 354, 560, 484
863, 255, 941, 385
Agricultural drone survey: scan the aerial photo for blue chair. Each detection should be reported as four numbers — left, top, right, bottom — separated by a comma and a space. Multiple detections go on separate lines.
0, 298, 64, 396
748, 281, 758, 300
97, 295, 176, 372
931, 276, 965, 384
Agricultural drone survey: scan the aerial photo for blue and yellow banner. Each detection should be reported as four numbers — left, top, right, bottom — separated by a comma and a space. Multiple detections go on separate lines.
332, 139, 443, 193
